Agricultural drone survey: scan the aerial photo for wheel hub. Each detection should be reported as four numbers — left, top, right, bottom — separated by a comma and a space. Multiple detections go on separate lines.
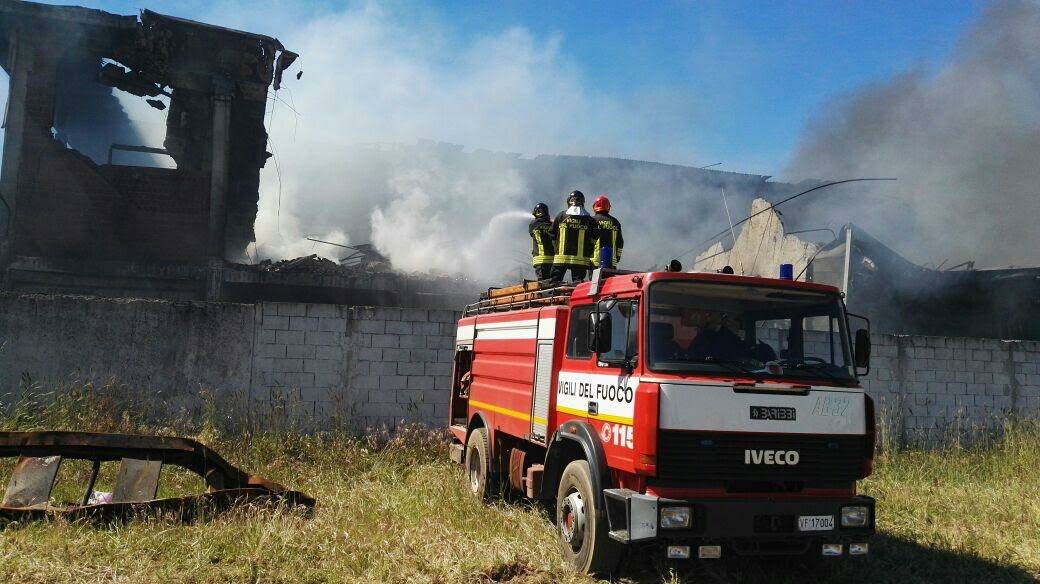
560, 490, 586, 549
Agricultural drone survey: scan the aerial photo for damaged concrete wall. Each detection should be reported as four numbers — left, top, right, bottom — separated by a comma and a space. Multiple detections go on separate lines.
0, 294, 255, 404
0, 294, 458, 429
694, 198, 819, 278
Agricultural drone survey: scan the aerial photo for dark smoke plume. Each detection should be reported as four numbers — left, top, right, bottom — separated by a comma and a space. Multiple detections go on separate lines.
785, 0, 1040, 268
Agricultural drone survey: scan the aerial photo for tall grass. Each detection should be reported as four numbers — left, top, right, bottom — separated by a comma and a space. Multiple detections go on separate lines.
0, 382, 1035, 583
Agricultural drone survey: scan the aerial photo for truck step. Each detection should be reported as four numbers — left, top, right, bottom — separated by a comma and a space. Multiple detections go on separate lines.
524, 464, 544, 499
448, 442, 465, 465
608, 529, 630, 543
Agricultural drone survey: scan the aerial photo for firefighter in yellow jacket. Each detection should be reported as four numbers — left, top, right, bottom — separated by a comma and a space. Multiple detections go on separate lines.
550, 190, 598, 283
529, 203, 555, 282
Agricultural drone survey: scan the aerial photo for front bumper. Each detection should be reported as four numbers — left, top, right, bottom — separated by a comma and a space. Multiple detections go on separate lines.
604, 489, 874, 555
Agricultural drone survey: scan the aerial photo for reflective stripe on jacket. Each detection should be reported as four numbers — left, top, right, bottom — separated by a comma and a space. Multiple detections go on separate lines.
593, 212, 624, 268
529, 218, 555, 266
552, 210, 597, 266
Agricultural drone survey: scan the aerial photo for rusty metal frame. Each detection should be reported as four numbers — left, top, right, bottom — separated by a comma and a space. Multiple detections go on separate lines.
0, 431, 315, 522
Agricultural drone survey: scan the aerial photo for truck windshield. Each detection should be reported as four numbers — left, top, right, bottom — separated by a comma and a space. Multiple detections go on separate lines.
647, 280, 855, 381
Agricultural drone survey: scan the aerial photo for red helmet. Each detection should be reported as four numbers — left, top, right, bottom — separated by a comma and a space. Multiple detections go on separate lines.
593, 194, 611, 213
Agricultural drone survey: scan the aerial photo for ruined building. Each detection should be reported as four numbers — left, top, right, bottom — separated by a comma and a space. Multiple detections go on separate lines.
0, 1, 295, 298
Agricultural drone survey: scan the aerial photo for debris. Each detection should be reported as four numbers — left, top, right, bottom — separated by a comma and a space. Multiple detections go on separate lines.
0, 431, 315, 522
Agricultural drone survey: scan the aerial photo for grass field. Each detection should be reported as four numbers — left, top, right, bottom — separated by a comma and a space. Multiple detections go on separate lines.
0, 386, 1036, 583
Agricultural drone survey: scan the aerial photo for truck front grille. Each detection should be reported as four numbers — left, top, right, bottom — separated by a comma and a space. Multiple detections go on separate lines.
656, 431, 868, 483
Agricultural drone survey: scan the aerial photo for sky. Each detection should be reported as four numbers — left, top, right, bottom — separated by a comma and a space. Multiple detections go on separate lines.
0, 0, 983, 176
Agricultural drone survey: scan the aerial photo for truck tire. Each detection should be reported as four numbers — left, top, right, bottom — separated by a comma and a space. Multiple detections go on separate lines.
465, 427, 495, 500
555, 460, 621, 575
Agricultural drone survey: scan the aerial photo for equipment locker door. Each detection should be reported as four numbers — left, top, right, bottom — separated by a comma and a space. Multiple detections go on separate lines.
529, 309, 556, 442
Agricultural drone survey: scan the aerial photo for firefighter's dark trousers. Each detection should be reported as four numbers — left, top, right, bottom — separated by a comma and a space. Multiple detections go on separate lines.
534, 264, 553, 282
550, 264, 588, 284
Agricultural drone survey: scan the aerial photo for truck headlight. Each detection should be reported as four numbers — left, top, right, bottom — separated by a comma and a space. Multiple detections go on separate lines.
660, 506, 691, 529
841, 505, 870, 527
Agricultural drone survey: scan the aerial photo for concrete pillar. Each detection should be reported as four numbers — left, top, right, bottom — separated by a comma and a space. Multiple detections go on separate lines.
208, 80, 233, 259
0, 32, 30, 247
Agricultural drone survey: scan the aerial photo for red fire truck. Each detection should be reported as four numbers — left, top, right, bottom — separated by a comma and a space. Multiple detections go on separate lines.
447, 269, 876, 574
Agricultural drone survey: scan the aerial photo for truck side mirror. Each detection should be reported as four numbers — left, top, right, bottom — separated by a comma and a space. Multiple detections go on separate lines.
588, 312, 612, 354
854, 329, 871, 370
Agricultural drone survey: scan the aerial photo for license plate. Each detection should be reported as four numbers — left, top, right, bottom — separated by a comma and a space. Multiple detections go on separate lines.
798, 515, 834, 531
750, 406, 796, 421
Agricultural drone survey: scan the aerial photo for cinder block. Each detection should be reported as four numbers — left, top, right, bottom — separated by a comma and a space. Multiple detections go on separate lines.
275, 330, 305, 345
277, 303, 308, 317
314, 373, 343, 388
272, 358, 304, 372
307, 304, 339, 318
261, 371, 315, 387
915, 370, 936, 382
286, 344, 316, 359
259, 329, 278, 344
319, 317, 347, 333
379, 375, 408, 390
262, 316, 289, 331
372, 334, 400, 348
428, 310, 456, 323
414, 322, 441, 336
397, 389, 426, 404
974, 372, 994, 384
357, 347, 382, 362
368, 389, 398, 403
289, 316, 319, 332
401, 309, 428, 322
306, 331, 339, 346
372, 307, 402, 321
425, 362, 451, 376
315, 345, 342, 360
386, 321, 413, 335
935, 370, 955, 382
437, 349, 456, 362
426, 335, 452, 350
262, 302, 280, 316
357, 320, 386, 334
370, 362, 399, 376
352, 375, 380, 390
259, 343, 287, 358
409, 349, 438, 363
382, 348, 411, 362
407, 376, 434, 390
398, 362, 425, 376
914, 347, 935, 359
400, 335, 426, 349
973, 350, 993, 361
926, 382, 946, 394
946, 382, 967, 395
301, 359, 337, 374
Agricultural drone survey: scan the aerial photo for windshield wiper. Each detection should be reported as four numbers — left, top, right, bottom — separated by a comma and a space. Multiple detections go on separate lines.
684, 358, 764, 378
781, 360, 846, 380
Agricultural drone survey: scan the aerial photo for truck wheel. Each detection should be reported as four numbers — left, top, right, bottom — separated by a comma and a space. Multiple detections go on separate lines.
465, 427, 495, 500
555, 460, 621, 575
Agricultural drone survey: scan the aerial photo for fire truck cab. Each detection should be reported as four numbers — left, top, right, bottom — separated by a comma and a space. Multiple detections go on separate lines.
447, 269, 876, 574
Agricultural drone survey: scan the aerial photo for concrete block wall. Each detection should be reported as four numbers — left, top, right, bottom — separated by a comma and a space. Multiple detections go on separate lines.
251, 302, 461, 428
1, 293, 1037, 443
860, 334, 1040, 446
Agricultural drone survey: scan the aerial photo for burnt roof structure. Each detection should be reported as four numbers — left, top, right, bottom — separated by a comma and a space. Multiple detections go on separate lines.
0, 1, 296, 295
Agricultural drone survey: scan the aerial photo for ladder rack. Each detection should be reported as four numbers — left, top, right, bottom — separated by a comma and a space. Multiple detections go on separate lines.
463, 281, 577, 316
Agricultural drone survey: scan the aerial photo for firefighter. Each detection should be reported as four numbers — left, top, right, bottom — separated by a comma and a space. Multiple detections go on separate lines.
550, 190, 597, 283
592, 194, 623, 269
529, 202, 555, 282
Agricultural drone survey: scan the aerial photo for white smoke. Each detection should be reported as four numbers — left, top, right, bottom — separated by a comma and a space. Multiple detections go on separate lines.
785, 0, 1040, 268
224, 2, 702, 281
